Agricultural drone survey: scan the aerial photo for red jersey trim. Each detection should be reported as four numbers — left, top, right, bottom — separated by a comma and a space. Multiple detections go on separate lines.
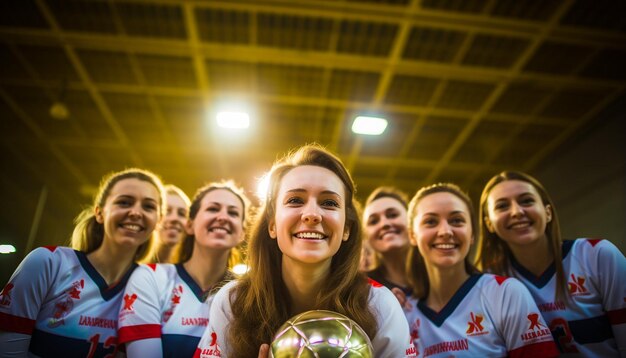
607, 307, 626, 325
117, 324, 161, 343
509, 340, 559, 358
43, 245, 58, 252
586, 239, 602, 247
0, 312, 36, 334
494, 275, 509, 285
367, 278, 383, 288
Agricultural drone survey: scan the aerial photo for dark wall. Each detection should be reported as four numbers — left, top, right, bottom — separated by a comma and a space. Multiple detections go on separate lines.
535, 99, 626, 254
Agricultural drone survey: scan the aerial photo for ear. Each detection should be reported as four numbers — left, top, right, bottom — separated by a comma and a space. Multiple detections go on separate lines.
342, 229, 350, 242
545, 204, 552, 223
484, 216, 495, 233
268, 220, 277, 239
408, 231, 417, 246
184, 219, 194, 235
94, 206, 104, 224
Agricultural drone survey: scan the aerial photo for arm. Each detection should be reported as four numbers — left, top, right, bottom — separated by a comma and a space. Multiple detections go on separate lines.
590, 240, 626, 356
195, 281, 235, 358
369, 286, 417, 358
0, 247, 59, 355
117, 265, 164, 357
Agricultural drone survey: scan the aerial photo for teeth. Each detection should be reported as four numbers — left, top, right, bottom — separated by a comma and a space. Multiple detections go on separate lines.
433, 244, 456, 249
510, 222, 530, 229
210, 227, 229, 234
123, 224, 141, 232
296, 232, 325, 240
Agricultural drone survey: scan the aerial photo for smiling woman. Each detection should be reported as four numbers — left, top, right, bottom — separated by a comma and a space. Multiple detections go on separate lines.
0, 168, 165, 358
195, 144, 415, 358
117, 180, 251, 358
404, 183, 559, 357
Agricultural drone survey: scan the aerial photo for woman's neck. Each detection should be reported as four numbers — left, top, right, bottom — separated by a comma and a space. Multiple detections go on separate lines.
379, 247, 409, 286
425, 264, 470, 313
508, 237, 554, 277
87, 241, 136, 286
282, 259, 330, 315
157, 244, 175, 263
183, 246, 230, 291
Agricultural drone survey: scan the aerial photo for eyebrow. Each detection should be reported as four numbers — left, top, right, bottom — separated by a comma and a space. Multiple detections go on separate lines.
285, 188, 342, 197
208, 201, 241, 210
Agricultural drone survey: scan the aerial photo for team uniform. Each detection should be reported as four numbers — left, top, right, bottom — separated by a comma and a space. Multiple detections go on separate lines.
117, 263, 234, 358
0, 246, 134, 357
367, 267, 412, 296
510, 238, 626, 356
405, 273, 559, 358
194, 279, 417, 358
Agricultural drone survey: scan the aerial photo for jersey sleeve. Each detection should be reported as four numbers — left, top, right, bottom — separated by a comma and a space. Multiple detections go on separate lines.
587, 239, 626, 354
117, 264, 164, 344
194, 280, 235, 358
493, 277, 559, 358
0, 247, 60, 335
368, 285, 417, 358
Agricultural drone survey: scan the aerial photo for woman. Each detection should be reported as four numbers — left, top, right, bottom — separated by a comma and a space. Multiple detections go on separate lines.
195, 144, 415, 357
118, 181, 251, 358
476, 171, 626, 356
362, 186, 412, 296
0, 168, 165, 357
148, 184, 191, 263
405, 183, 559, 357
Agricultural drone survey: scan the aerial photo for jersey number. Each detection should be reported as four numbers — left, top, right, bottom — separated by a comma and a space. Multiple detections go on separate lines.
549, 318, 579, 353
87, 334, 118, 358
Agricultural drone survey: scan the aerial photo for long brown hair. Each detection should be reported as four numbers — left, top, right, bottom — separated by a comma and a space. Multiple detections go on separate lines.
70, 168, 165, 262
474, 170, 566, 300
228, 144, 376, 357
406, 183, 479, 299
173, 180, 251, 269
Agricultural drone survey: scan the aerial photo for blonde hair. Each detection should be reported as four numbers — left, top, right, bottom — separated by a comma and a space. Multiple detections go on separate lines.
71, 168, 165, 262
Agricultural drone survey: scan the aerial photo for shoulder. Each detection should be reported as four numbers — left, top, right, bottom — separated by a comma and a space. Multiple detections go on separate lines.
367, 281, 400, 311
20, 246, 74, 269
477, 273, 529, 297
566, 238, 624, 263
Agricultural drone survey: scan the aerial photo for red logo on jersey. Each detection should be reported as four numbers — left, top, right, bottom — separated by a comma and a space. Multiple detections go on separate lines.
163, 285, 183, 323
521, 313, 551, 342
67, 279, 84, 300
568, 274, 588, 295
123, 293, 138, 311
210, 332, 218, 346
466, 312, 488, 336
409, 319, 420, 357
0, 283, 13, 306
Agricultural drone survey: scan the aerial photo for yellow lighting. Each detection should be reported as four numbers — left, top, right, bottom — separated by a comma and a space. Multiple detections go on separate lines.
351, 116, 388, 135
0, 244, 16, 254
232, 263, 249, 275
256, 172, 270, 202
216, 111, 250, 129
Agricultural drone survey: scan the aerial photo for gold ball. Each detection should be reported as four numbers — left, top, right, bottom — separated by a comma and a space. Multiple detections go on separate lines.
270, 310, 373, 358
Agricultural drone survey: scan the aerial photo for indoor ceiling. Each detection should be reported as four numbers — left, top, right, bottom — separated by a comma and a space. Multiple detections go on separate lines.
1, 0, 625, 254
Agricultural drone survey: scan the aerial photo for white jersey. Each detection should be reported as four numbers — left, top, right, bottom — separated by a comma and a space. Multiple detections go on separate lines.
405, 273, 559, 358
510, 238, 626, 357
194, 279, 417, 358
118, 263, 231, 358
0, 246, 134, 357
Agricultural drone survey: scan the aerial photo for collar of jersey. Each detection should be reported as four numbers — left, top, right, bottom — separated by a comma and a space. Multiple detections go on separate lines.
510, 239, 575, 288
74, 250, 138, 301
417, 274, 482, 327
175, 264, 209, 302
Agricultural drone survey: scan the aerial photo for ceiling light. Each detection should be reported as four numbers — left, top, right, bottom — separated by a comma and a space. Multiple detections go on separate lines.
216, 111, 250, 129
0, 244, 16, 254
232, 263, 249, 275
351, 116, 388, 135
50, 101, 70, 120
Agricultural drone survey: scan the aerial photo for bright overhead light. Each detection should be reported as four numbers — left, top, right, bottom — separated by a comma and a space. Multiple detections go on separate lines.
216, 111, 250, 129
351, 116, 388, 135
0, 244, 16, 254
